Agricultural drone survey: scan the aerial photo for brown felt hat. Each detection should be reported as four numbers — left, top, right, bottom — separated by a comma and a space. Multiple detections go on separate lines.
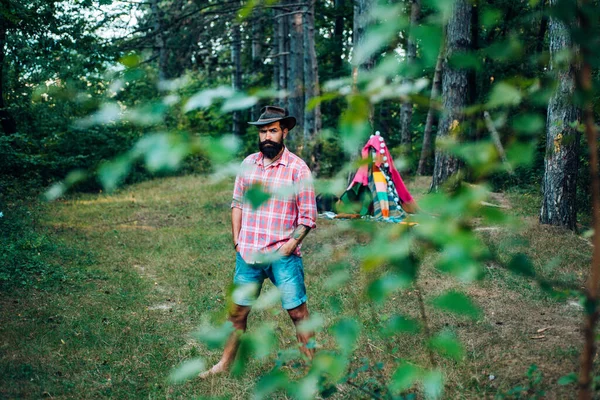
248, 105, 296, 130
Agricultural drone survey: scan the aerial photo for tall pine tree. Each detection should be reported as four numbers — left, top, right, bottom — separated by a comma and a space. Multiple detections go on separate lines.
539, 0, 581, 230
430, 0, 472, 191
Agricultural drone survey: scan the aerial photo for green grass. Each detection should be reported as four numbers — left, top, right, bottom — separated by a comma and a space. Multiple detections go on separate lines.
0, 175, 595, 399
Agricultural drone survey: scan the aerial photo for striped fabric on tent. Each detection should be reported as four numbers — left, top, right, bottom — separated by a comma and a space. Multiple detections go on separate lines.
339, 132, 417, 221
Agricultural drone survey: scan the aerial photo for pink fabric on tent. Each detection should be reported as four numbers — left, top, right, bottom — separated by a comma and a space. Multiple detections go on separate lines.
348, 135, 415, 205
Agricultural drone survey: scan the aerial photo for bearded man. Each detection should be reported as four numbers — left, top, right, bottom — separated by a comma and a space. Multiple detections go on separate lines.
200, 106, 317, 377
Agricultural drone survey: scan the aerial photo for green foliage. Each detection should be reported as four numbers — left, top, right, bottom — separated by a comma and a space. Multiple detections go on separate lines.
352, 3, 407, 67
431, 291, 482, 320
576, 135, 597, 227
307, 133, 346, 177
0, 204, 65, 290
367, 263, 413, 299
488, 82, 523, 108
422, 369, 444, 400
169, 359, 206, 384
191, 321, 235, 350
428, 330, 465, 361
507, 253, 536, 277
557, 372, 577, 386
331, 318, 360, 354
3, 0, 597, 398
390, 362, 422, 392
245, 183, 271, 210
496, 364, 547, 399
383, 314, 421, 335
254, 371, 289, 399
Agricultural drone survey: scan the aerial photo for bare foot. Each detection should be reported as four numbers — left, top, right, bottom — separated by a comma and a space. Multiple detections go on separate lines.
198, 360, 228, 379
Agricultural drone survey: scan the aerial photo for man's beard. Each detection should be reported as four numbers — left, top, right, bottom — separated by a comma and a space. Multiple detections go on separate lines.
259, 138, 284, 159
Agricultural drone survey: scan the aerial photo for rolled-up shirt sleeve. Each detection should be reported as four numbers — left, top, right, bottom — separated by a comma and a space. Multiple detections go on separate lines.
295, 167, 317, 228
231, 170, 245, 209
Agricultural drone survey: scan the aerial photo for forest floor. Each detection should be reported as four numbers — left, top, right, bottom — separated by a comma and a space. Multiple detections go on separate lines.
0, 175, 594, 399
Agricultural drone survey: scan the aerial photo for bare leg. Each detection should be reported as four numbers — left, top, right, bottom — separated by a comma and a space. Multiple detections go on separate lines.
199, 304, 251, 378
287, 302, 314, 359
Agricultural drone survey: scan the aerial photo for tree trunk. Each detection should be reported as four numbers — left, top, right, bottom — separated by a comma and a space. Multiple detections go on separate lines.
353, 0, 376, 72
348, 0, 375, 185
333, 0, 345, 73
399, 0, 420, 155
417, 47, 443, 176
277, 5, 289, 108
539, 0, 580, 230
231, 20, 242, 136
377, 102, 391, 137
578, 28, 600, 400
303, 0, 320, 145
150, 0, 168, 81
430, 0, 472, 191
273, 8, 281, 94
536, 2, 549, 54
0, 12, 15, 135
273, 9, 279, 91
287, 2, 304, 146
576, 3, 600, 397
468, 0, 478, 106
251, 13, 262, 121
0, 14, 5, 113
0, 13, 7, 133
325, 0, 346, 129
578, 63, 600, 400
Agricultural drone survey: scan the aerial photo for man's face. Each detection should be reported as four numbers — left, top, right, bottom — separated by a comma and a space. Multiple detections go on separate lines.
258, 121, 287, 159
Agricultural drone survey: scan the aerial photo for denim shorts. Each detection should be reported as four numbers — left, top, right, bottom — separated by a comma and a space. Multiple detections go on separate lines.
233, 252, 307, 310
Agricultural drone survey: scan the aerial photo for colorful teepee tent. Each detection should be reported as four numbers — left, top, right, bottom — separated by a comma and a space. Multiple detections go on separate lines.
339, 132, 417, 220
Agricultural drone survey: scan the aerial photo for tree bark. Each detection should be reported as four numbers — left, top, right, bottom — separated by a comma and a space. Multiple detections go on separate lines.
303, 0, 320, 145
484, 111, 513, 174
0, 10, 16, 135
578, 57, 600, 400
0, 13, 7, 133
417, 48, 443, 176
150, 0, 168, 80
577, 3, 600, 397
287, 1, 304, 145
539, 0, 580, 230
348, 0, 375, 185
333, 0, 345, 73
278, 4, 289, 108
272, 8, 280, 91
468, 0, 478, 105
353, 0, 376, 72
0, 14, 5, 112
399, 0, 420, 154
537, 0, 549, 54
231, 20, 242, 136
251, 13, 262, 121
430, 0, 472, 191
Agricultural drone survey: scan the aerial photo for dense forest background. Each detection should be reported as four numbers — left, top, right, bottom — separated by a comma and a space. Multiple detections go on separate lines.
2, 0, 600, 398
1, 0, 596, 222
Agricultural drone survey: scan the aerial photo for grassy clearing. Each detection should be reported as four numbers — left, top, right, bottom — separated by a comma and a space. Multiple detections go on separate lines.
0, 175, 594, 399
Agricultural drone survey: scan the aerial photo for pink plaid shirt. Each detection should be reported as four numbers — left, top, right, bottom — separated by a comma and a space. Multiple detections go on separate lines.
232, 147, 317, 263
